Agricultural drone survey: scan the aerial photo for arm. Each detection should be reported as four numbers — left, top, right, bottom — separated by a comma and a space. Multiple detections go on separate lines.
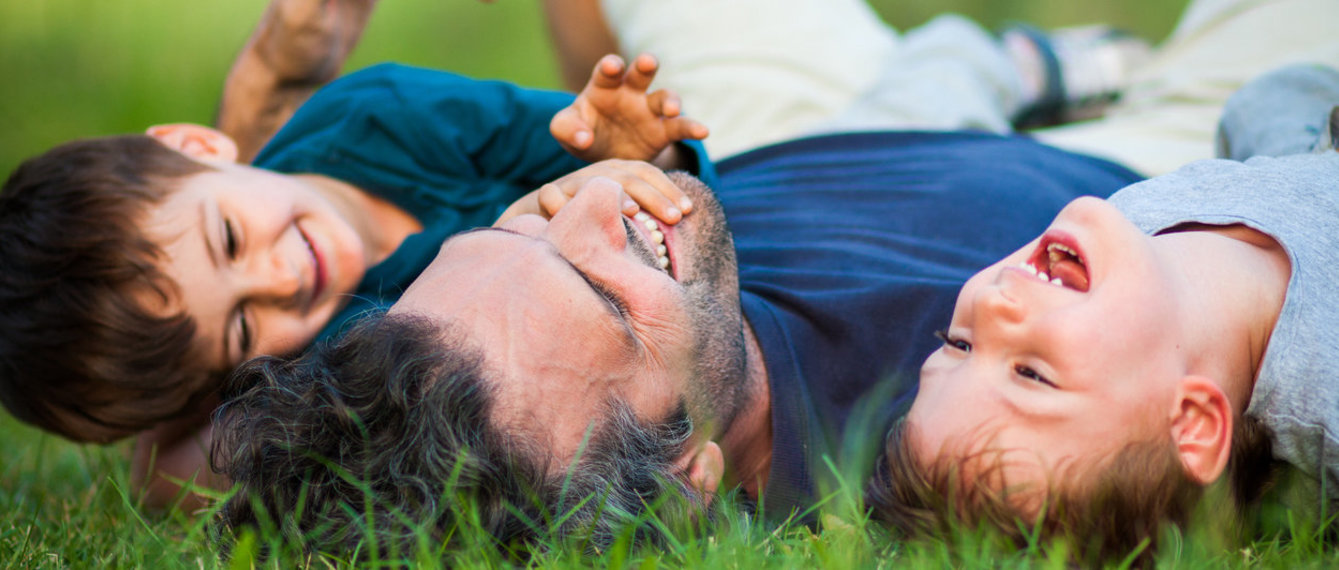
216, 0, 378, 163
550, 53, 710, 170
541, 0, 621, 93
130, 401, 229, 512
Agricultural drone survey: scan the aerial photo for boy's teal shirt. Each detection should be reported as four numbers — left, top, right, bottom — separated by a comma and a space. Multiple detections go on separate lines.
251, 63, 715, 344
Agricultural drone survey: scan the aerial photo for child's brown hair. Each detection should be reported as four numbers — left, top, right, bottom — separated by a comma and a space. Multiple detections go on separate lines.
0, 135, 217, 443
867, 415, 1278, 565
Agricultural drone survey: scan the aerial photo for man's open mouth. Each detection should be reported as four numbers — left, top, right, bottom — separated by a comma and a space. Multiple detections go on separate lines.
632, 211, 675, 278
1021, 232, 1089, 292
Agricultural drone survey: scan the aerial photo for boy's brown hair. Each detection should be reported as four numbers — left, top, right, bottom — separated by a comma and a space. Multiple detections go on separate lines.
0, 135, 216, 443
868, 415, 1277, 566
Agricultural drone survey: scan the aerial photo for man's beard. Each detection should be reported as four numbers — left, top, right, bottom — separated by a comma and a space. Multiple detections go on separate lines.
665, 171, 750, 438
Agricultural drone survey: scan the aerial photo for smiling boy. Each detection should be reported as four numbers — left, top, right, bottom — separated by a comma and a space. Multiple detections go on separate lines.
870, 64, 1339, 562
0, 54, 708, 509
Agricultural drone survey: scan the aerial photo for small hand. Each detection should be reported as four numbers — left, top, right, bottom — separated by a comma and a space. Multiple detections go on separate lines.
550, 53, 709, 163
495, 159, 694, 226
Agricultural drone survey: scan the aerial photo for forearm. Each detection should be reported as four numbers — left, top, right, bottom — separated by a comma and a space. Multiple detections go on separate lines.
216, 48, 321, 163
131, 414, 228, 512
542, 0, 619, 92
215, 0, 378, 163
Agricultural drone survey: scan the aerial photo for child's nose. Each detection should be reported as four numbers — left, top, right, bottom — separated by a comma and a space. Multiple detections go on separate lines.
975, 283, 1026, 327
241, 252, 301, 307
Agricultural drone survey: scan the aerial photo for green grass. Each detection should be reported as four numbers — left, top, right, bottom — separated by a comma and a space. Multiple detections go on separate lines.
4, 406, 1339, 569
4, 0, 1336, 567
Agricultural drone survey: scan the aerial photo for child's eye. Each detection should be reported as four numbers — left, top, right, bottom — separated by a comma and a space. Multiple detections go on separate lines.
1014, 365, 1055, 387
933, 329, 970, 352
224, 219, 239, 259
232, 307, 253, 362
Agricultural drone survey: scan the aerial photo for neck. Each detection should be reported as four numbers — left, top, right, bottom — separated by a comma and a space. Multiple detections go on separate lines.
716, 318, 772, 498
1160, 224, 1290, 410
299, 174, 422, 264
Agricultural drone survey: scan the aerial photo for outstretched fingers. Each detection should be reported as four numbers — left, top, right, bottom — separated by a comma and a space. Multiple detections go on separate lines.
646, 89, 681, 118
647, 90, 709, 141
622, 53, 660, 93
589, 54, 628, 90
663, 117, 710, 143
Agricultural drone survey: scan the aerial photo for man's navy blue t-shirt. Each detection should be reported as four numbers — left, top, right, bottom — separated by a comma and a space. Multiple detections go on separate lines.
711, 131, 1142, 517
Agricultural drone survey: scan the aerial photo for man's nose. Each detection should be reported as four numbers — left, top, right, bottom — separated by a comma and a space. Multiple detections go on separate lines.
544, 177, 629, 256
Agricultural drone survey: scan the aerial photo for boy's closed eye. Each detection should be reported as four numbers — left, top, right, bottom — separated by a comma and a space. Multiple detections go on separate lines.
933, 328, 970, 352
932, 329, 1055, 386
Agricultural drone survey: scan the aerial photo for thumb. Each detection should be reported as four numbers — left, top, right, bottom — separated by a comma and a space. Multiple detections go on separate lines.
550, 108, 595, 151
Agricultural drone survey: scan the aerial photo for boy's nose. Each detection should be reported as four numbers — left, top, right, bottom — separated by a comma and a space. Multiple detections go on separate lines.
241, 253, 302, 307
975, 283, 1026, 326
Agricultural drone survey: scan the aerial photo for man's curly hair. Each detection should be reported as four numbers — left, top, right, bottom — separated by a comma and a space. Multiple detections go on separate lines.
211, 312, 707, 559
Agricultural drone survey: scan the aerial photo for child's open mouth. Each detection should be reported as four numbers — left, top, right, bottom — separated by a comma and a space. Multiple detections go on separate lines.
1022, 232, 1090, 292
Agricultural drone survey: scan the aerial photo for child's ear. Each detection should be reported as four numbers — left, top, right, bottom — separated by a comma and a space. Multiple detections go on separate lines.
673, 440, 724, 504
1169, 375, 1233, 485
145, 123, 239, 163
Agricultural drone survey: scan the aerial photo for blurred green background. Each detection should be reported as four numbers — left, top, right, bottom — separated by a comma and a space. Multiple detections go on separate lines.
0, 0, 1187, 177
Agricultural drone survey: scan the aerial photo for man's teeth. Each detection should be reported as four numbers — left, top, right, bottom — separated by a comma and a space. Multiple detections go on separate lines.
634, 212, 672, 271
1017, 261, 1064, 287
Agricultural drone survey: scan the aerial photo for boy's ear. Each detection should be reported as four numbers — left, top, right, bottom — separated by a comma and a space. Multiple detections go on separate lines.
673, 440, 724, 504
1169, 375, 1233, 485
145, 123, 239, 163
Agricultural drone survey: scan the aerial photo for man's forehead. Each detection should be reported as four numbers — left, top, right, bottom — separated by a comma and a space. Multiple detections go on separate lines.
391, 228, 536, 316
392, 228, 635, 366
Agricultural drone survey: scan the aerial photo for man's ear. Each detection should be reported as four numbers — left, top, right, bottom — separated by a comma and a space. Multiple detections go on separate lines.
1169, 375, 1233, 485
145, 123, 239, 163
674, 440, 724, 504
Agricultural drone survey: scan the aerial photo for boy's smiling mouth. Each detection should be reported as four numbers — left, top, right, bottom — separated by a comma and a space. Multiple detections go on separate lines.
298, 224, 327, 311
1022, 231, 1090, 292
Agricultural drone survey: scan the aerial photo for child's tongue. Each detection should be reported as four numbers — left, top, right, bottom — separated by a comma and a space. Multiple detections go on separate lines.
1049, 258, 1089, 292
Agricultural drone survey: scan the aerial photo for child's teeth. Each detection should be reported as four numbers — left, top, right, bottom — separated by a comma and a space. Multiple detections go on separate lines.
1018, 256, 1068, 287
1048, 243, 1077, 256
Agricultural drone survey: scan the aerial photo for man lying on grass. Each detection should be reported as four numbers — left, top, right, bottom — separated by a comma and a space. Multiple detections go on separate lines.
211, 118, 1144, 555
211, 62, 1339, 562
869, 64, 1339, 565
